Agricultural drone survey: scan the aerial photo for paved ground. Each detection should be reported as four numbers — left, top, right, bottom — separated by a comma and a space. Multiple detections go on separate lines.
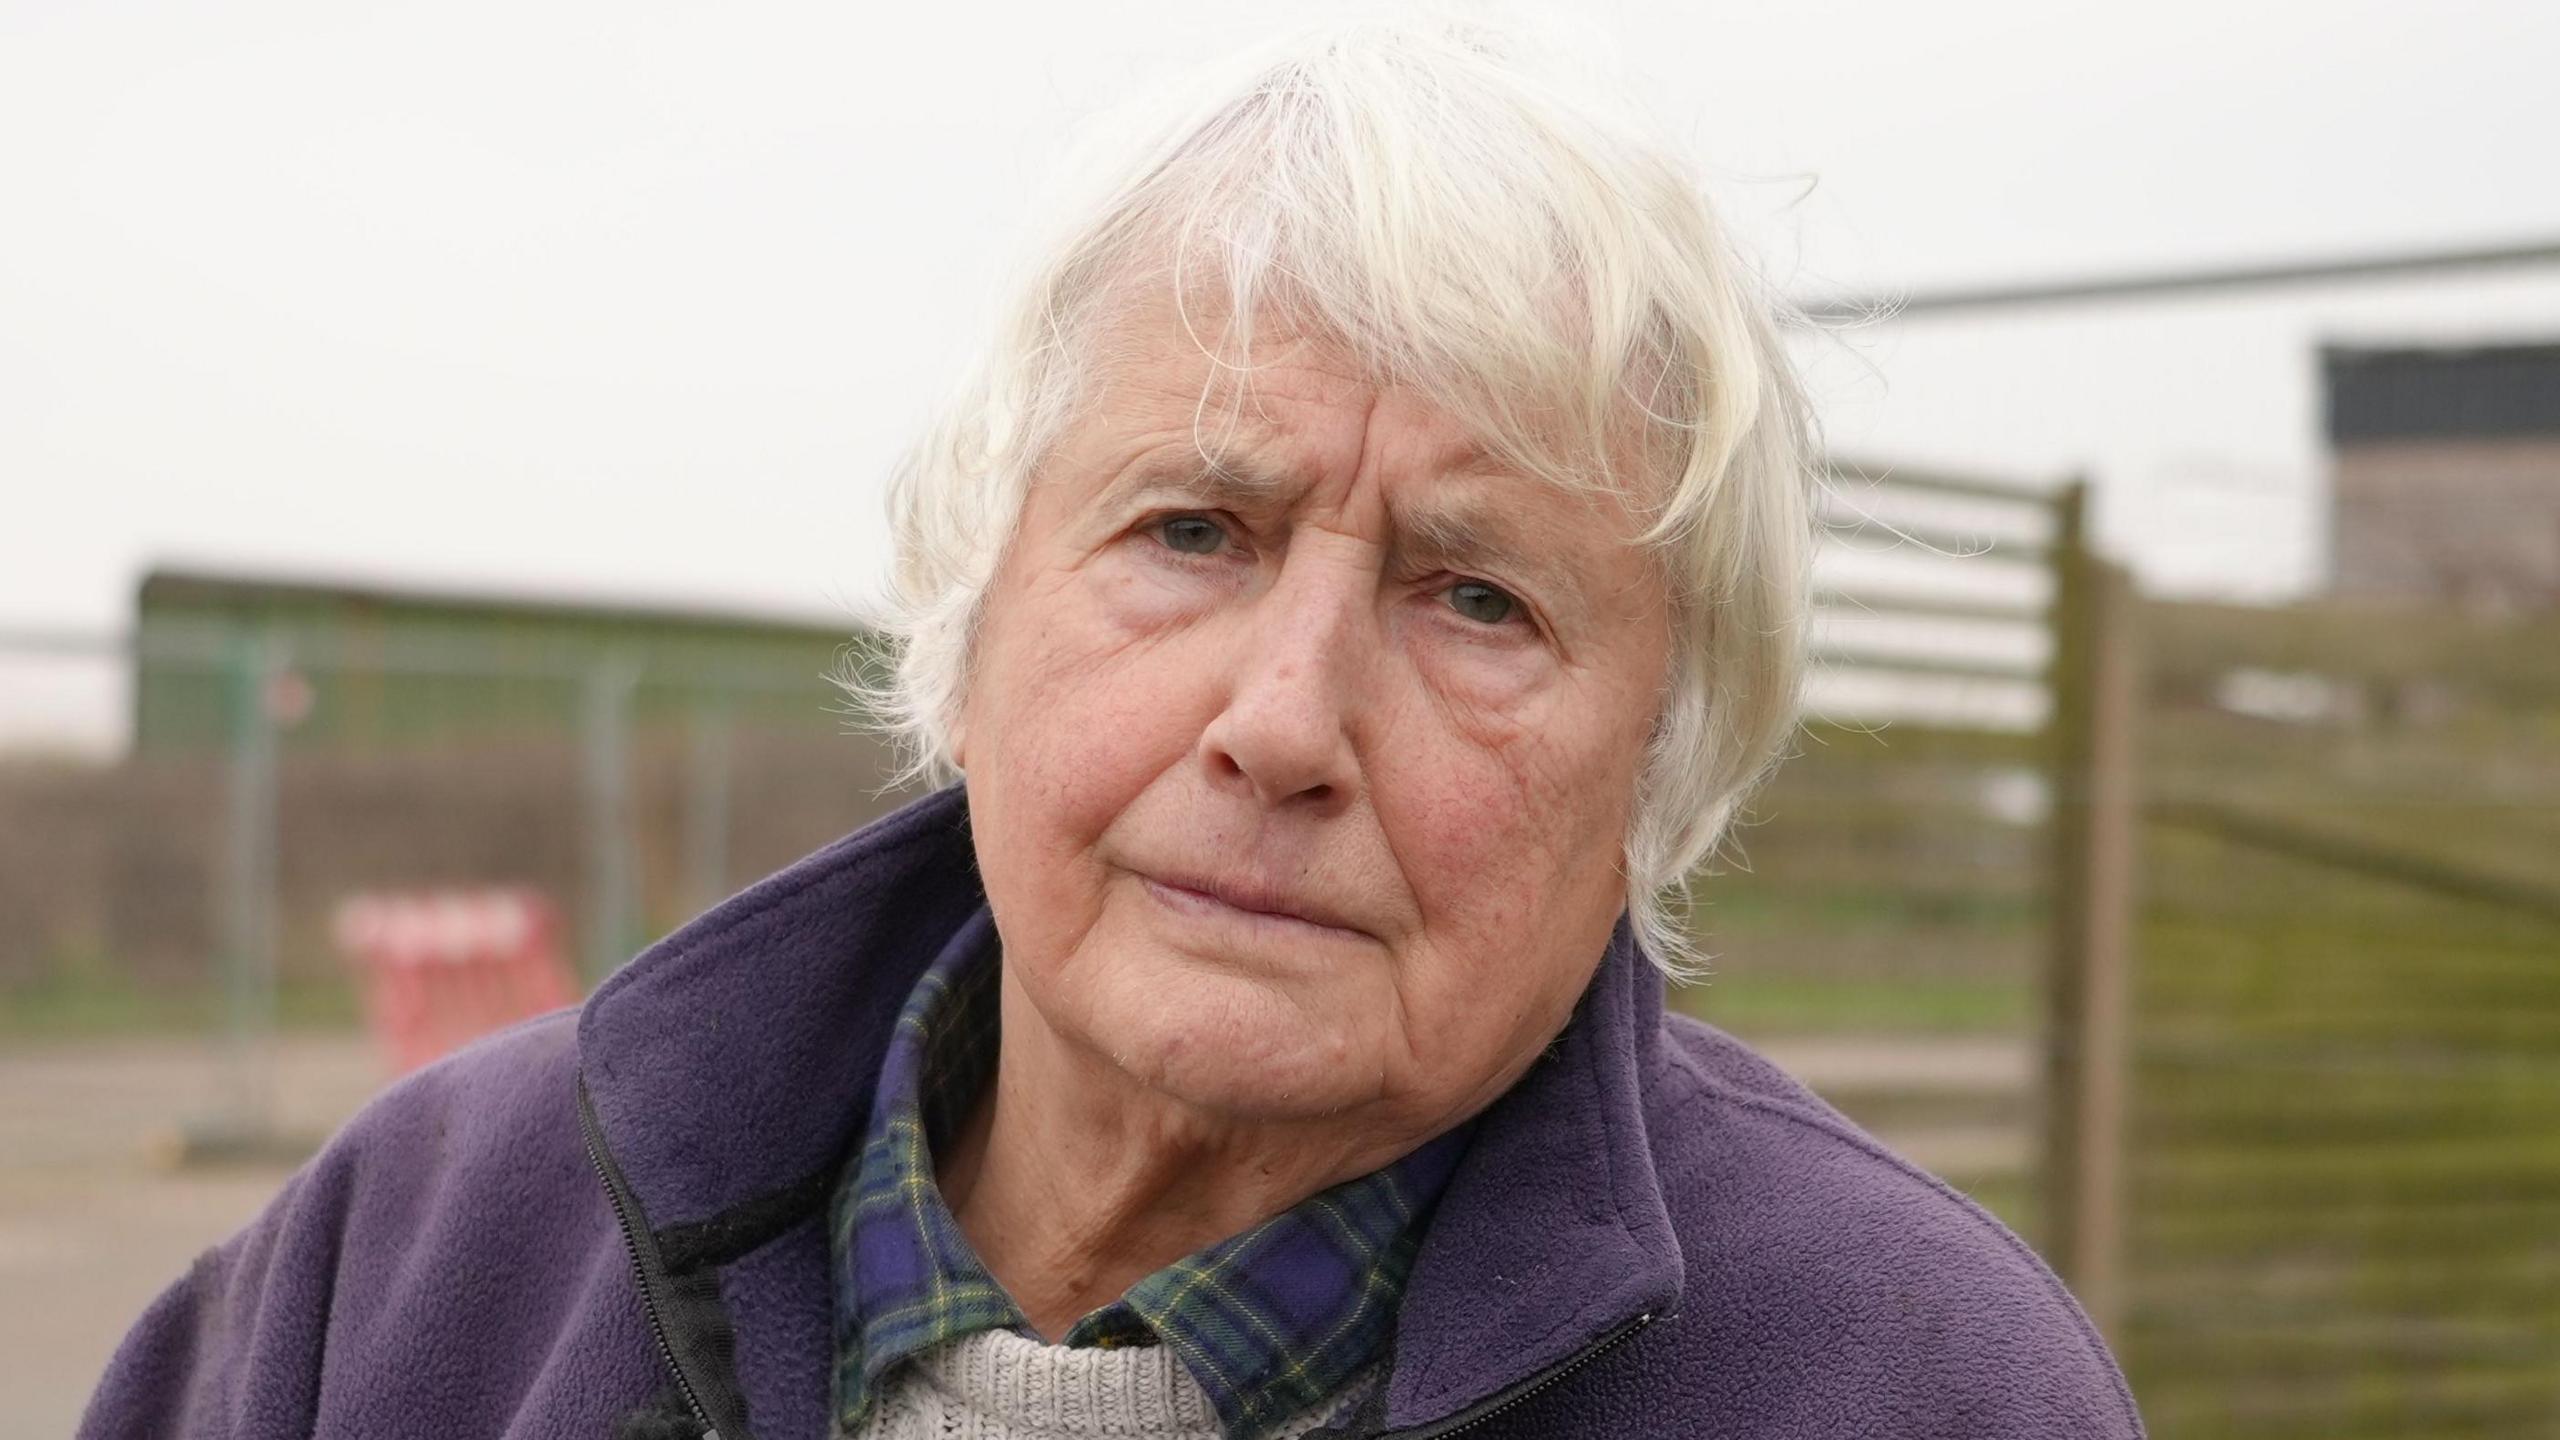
0, 1032, 385, 1439
2, 1029, 2031, 1435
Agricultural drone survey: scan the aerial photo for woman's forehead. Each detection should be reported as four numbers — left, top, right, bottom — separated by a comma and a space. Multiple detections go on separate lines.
1071, 285, 1663, 503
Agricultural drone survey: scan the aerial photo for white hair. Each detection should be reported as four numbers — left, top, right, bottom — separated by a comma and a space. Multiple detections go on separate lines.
836, 13, 1819, 980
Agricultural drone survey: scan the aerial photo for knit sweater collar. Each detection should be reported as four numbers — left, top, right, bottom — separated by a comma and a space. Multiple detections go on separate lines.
875, 1328, 1379, 1440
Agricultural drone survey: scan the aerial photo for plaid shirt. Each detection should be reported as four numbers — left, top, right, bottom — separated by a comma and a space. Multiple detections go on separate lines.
828, 923, 1474, 1439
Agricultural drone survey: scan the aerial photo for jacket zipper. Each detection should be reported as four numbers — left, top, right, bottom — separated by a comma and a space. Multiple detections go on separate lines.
1364, 1308, 1660, 1440
576, 1076, 726, 1440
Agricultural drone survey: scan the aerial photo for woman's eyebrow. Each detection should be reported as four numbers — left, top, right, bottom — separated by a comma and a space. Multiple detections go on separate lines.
1096, 454, 1301, 511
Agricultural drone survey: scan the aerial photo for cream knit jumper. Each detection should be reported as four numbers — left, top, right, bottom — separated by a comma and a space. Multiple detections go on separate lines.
849, 1326, 1379, 1440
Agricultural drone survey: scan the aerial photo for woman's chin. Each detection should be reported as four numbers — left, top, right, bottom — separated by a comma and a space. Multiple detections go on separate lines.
1086, 962, 1387, 1121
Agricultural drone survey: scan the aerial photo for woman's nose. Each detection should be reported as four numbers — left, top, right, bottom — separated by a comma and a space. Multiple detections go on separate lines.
1193, 551, 1371, 814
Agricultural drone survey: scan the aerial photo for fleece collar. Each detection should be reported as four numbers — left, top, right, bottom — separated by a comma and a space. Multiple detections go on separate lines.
575, 784, 1684, 1434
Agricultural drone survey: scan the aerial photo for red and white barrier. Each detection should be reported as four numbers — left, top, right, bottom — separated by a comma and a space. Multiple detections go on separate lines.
332, 888, 578, 1076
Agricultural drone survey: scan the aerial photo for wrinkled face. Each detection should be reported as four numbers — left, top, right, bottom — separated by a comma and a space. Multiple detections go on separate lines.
957, 295, 1672, 1142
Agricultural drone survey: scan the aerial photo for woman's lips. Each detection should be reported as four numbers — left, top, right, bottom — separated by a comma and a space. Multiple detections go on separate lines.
1138, 873, 1371, 941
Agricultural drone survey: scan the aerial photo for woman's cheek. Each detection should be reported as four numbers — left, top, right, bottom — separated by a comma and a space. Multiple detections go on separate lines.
1385, 625, 1606, 867
1372, 730, 1549, 950
1021, 563, 1232, 793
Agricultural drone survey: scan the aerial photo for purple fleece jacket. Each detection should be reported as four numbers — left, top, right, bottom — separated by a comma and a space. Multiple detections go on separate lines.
80, 785, 2144, 1439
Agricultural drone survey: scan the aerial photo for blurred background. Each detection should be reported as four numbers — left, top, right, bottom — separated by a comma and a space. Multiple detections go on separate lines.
5, 2, 2556, 1434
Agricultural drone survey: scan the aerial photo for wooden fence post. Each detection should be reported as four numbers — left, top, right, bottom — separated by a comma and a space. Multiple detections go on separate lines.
2040, 480, 2140, 1338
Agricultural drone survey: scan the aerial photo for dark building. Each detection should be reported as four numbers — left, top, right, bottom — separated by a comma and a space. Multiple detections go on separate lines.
2322, 341, 2560, 612
98, 567, 909, 983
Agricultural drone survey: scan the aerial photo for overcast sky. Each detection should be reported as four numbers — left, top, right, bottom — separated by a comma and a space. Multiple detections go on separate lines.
6, 0, 2558, 749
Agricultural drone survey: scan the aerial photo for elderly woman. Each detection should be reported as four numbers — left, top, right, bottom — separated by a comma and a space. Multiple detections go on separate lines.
82, 18, 2140, 1440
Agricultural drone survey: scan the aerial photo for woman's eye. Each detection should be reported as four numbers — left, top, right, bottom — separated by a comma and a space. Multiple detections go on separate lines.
1155, 515, 1228, 556
1445, 580, 1519, 626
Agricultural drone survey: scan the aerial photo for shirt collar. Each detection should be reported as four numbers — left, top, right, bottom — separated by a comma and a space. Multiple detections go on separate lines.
828, 912, 1472, 1440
